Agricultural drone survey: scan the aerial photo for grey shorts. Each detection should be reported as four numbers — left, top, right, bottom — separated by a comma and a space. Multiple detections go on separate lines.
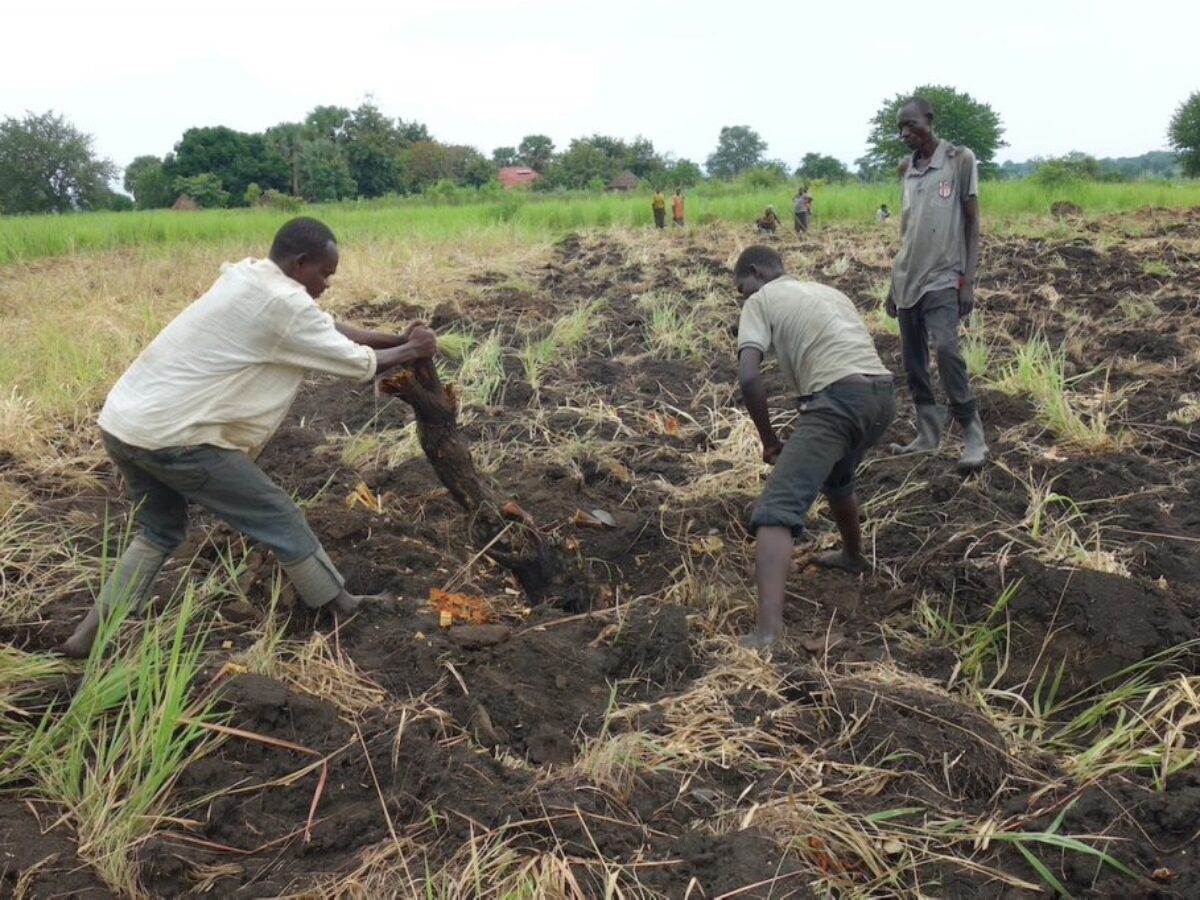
750, 378, 896, 537
101, 430, 321, 564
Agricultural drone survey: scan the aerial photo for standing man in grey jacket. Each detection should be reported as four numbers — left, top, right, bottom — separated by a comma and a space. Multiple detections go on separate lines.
886, 97, 987, 471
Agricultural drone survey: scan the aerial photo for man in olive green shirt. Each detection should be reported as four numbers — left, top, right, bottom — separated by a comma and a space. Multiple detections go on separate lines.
735, 245, 895, 649
887, 96, 987, 472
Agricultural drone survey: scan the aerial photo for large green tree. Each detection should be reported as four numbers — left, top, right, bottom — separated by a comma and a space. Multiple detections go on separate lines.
264, 122, 306, 196
0, 111, 117, 213
550, 139, 621, 189
492, 146, 519, 167
341, 102, 406, 197
396, 119, 431, 145
517, 134, 555, 173
795, 152, 850, 182
303, 105, 352, 141
663, 157, 703, 188
123, 154, 175, 209
705, 126, 767, 179
1169, 90, 1200, 177
165, 126, 288, 204
455, 148, 496, 187
297, 138, 356, 202
624, 136, 665, 180
857, 85, 1005, 179
401, 141, 459, 193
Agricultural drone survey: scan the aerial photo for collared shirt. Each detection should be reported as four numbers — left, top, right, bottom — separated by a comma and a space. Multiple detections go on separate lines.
737, 276, 891, 398
891, 139, 979, 309
99, 258, 377, 454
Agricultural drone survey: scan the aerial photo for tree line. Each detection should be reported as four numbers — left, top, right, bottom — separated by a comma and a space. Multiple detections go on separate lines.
1, 85, 1198, 215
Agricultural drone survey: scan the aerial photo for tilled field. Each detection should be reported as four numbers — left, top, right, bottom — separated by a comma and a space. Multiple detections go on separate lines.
2, 209, 1199, 897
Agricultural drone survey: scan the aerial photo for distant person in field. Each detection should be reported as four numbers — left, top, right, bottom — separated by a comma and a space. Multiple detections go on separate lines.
794, 186, 813, 233
734, 245, 895, 650
876, 203, 891, 224
887, 96, 986, 471
61, 217, 438, 658
755, 205, 781, 234
652, 189, 667, 229
672, 188, 685, 227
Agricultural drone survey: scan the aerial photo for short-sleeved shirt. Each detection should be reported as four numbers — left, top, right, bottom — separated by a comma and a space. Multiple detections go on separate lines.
652, 193, 666, 210
737, 276, 891, 398
891, 140, 979, 310
672, 195, 685, 218
99, 258, 377, 454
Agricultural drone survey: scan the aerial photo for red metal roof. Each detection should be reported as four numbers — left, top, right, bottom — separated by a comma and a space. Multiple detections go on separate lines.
498, 167, 541, 188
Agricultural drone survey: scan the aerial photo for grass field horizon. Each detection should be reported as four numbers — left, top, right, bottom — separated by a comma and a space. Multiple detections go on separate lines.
3, 179, 1200, 266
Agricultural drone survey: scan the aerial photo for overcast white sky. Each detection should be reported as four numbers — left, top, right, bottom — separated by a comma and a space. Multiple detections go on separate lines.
4, 0, 1197, 177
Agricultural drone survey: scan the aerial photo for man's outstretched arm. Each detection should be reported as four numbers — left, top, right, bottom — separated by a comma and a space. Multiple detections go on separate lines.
335, 321, 411, 350
738, 347, 782, 464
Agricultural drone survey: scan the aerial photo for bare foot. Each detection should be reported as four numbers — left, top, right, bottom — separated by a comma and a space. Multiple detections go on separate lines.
814, 550, 871, 574
739, 629, 782, 652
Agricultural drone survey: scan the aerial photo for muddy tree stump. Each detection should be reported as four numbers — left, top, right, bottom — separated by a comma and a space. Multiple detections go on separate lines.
379, 359, 597, 613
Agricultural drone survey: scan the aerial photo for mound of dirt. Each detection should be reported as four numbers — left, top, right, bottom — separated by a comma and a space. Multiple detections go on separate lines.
783, 668, 1015, 805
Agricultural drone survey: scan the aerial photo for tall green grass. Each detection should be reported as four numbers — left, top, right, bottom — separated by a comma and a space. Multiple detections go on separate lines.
1, 579, 222, 895
3, 180, 1199, 266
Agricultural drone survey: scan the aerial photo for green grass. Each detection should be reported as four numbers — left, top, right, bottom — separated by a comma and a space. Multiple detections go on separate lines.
3, 180, 1200, 266
961, 312, 992, 378
992, 335, 1126, 451
2, 575, 222, 895
453, 329, 506, 407
521, 299, 606, 391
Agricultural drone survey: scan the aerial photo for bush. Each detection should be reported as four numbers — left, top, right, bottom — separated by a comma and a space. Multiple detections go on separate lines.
1031, 154, 1100, 188
742, 165, 787, 188
171, 173, 229, 209
259, 189, 303, 211
243, 183, 263, 206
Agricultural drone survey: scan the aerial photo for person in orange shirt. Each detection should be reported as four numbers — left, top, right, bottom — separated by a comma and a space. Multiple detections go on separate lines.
672, 189, 685, 227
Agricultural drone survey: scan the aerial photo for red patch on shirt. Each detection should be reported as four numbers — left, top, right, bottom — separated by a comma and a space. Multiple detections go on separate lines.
937, 180, 954, 199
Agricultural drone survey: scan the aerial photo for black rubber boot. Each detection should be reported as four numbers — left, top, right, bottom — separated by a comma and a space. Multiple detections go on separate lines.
957, 413, 989, 472
890, 404, 946, 455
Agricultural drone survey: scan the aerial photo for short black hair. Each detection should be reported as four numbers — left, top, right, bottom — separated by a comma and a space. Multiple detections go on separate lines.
902, 96, 934, 119
270, 217, 337, 262
734, 245, 785, 279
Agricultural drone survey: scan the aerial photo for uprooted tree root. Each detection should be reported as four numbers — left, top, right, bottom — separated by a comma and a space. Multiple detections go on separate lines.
379, 358, 598, 613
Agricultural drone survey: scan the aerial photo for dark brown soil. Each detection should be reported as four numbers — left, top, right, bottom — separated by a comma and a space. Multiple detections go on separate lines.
3, 209, 1200, 897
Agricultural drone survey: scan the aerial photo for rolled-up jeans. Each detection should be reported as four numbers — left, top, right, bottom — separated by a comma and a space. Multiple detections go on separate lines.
100, 430, 343, 607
